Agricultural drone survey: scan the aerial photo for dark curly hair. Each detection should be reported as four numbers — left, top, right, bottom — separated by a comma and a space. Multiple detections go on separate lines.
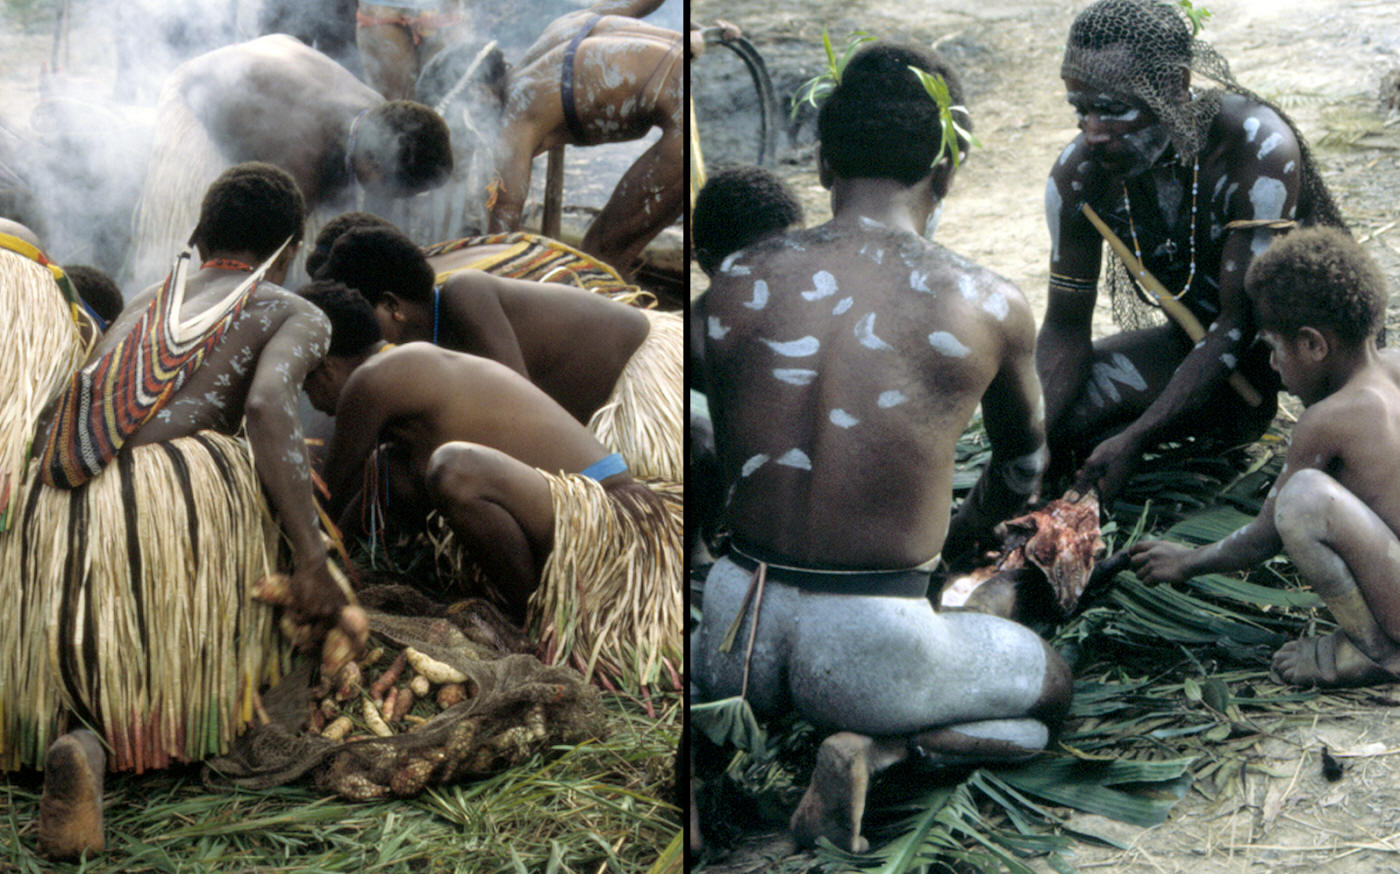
1246, 226, 1389, 347
64, 264, 124, 325
306, 211, 398, 277
297, 279, 383, 357
817, 42, 971, 187
192, 161, 306, 258
321, 225, 435, 305
361, 100, 453, 195
692, 165, 803, 276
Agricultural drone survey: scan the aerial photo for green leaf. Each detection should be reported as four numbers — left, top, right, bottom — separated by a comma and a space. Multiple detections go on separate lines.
690, 697, 767, 756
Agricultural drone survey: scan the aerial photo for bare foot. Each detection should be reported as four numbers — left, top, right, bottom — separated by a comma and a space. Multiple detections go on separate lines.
37, 730, 106, 860
790, 732, 875, 853
1270, 631, 1399, 687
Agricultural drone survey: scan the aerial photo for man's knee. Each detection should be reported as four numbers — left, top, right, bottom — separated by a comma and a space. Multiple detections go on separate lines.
425, 441, 496, 509
1274, 468, 1340, 545
1032, 639, 1073, 729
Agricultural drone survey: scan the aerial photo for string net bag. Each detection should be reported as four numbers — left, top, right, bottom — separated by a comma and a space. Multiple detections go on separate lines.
201, 585, 604, 799
1060, 0, 1347, 330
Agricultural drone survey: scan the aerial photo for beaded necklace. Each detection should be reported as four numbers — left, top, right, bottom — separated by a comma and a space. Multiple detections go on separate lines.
201, 258, 254, 272
1123, 154, 1199, 300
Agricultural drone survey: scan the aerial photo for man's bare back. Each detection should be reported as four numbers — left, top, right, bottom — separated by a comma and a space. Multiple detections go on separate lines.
175, 35, 380, 207
434, 270, 649, 423
703, 219, 1039, 569
321, 341, 616, 512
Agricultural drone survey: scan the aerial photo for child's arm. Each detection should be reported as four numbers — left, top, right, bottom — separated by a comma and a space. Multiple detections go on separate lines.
1131, 409, 1337, 585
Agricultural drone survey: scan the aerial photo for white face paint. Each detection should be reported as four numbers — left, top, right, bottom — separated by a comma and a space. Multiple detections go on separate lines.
1058, 142, 1077, 166
1221, 353, 1237, 369
802, 271, 838, 301
855, 313, 893, 350
982, 292, 1009, 322
1283, 160, 1296, 175
859, 216, 887, 229
878, 390, 908, 408
911, 270, 932, 294
744, 279, 769, 310
1242, 116, 1261, 143
1091, 352, 1148, 404
707, 316, 729, 340
859, 244, 884, 265
833, 297, 854, 315
762, 336, 820, 357
741, 454, 769, 477
1227, 328, 1242, 341
1223, 260, 1237, 273
829, 409, 860, 428
776, 448, 812, 470
1045, 177, 1065, 264
1257, 132, 1284, 160
928, 331, 971, 358
773, 368, 818, 385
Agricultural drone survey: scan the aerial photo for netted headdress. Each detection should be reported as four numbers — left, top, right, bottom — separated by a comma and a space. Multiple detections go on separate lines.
1061, 0, 1233, 161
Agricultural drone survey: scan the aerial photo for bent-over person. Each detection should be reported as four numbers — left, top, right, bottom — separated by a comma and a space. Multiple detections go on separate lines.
1132, 227, 1400, 688
320, 225, 682, 480
299, 280, 681, 692
1038, 0, 1347, 502
14, 163, 367, 860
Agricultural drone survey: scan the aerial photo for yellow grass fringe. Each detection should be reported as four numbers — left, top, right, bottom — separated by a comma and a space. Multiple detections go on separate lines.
0, 250, 87, 534
586, 309, 683, 482
0, 431, 290, 772
531, 473, 683, 693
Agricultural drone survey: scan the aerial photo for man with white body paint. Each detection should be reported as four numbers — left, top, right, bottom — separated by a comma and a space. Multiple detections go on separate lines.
479, 2, 682, 277
1133, 227, 1400, 688
691, 43, 1071, 854
1038, 0, 1348, 502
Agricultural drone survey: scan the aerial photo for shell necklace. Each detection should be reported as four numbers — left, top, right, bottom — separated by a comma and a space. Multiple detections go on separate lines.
1123, 154, 1199, 300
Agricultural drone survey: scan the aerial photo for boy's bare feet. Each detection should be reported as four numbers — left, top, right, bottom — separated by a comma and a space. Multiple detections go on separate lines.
37, 729, 106, 860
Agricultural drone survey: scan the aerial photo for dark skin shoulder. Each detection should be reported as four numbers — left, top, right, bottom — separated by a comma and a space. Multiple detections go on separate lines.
435, 270, 649, 422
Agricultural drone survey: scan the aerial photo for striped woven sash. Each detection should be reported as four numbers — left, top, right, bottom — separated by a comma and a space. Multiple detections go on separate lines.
38, 244, 285, 488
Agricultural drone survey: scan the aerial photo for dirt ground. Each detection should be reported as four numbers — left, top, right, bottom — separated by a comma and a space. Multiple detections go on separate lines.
691, 0, 1400, 871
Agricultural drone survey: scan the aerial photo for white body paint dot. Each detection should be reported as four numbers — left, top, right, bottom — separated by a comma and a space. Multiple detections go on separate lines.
744, 279, 769, 310
928, 331, 971, 358
878, 390, 908, 408
741, 454, 769, 477
707, 316, 729, 340
773, 368, 818, 385
762, 336, 820, 357
855, 313, 893, 350
829, 409, 860, 428
776, 448, 812, 470
802, 270, 838, 301
833, 297, 854, 315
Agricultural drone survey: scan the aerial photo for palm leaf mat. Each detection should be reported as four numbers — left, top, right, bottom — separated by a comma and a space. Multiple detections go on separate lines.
693, 415, 1391, 874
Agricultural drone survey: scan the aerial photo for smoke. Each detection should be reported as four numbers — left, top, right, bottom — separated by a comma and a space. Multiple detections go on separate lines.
0, 0, 679, 297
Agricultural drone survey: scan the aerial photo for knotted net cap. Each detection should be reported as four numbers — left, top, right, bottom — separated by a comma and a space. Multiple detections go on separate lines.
1061, 0, 1235, 161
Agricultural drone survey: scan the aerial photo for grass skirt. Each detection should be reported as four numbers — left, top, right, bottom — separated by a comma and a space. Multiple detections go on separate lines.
587, 308, 683, 482
0, 431, 290, 772
0, 251, 87, 533
430, 473, 682, 693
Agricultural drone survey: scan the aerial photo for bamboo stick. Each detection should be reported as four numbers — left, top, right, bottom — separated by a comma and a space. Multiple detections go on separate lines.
1081, 202, 1263, 407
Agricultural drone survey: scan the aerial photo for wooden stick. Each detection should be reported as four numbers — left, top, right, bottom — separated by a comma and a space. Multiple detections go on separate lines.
1081, 202, 1262, 407
543, 146, 565, 240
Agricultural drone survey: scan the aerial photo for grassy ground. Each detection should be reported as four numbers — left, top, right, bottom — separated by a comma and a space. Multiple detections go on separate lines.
1, 689, 681, 873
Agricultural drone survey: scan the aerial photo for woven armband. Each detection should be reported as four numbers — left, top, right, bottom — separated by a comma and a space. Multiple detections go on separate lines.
1049, 271, 1098, 293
